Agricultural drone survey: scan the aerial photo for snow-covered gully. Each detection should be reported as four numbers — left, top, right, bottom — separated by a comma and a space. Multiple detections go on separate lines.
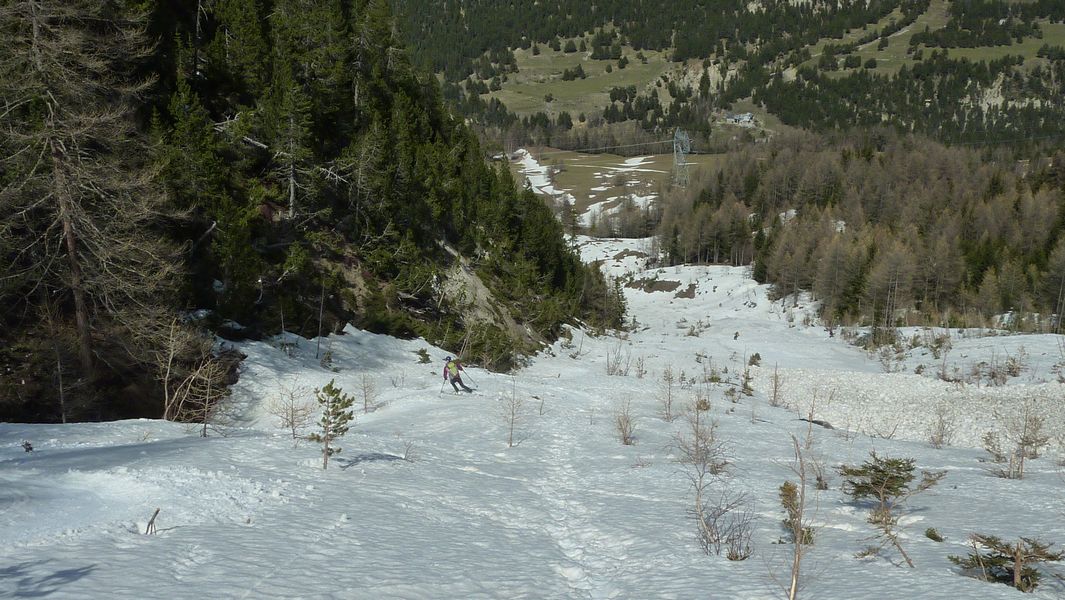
3, 236, 1065, 599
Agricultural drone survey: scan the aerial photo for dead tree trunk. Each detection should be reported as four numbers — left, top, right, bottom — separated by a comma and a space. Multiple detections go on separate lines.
52, 140, 94, 377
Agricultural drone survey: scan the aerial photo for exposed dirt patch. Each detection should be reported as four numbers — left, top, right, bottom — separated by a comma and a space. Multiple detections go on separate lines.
613, 249, 649, 261
626, 278, 682, 293
674, 283, 697, 299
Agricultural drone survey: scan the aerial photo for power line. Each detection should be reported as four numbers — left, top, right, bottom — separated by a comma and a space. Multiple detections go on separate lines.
948, 131, 1065, 147
523, 138, 675, 158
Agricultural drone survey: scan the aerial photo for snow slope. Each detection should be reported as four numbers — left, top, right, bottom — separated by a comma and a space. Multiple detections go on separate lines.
3, 237, 1064, 599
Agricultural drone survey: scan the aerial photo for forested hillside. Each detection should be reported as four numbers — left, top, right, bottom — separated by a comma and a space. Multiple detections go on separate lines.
0, 0, 623, 423
396, 0, 1065, 330
655, 130, 1065, 331
400, 0, 1065, 148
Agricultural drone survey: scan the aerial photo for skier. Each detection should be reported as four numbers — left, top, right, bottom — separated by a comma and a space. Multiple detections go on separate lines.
443, 356, 473, 393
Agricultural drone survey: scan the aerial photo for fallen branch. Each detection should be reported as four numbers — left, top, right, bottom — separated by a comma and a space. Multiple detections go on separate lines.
145, 508, 161, 535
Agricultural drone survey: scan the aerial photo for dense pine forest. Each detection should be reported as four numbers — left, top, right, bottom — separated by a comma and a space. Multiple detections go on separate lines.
0, 0, 623, 423
654, 130, 1065, 332
402, 0, 1065, 147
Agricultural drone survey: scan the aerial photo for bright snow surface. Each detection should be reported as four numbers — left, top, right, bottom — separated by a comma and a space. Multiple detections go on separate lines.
3, 236, 1065, 599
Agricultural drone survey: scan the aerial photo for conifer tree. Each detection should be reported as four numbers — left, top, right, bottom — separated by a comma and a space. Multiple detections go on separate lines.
158, 75, 260, 317
839, 452, 945, 567
308, 379, 355, 469
0, 1, 179, 386
949, 534, 1064, 592
209, 0, 269, 98
264, 64, 315, 220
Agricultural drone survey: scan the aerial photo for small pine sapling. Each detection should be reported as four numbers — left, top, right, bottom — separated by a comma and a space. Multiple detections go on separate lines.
779, 481, 814, 546
741, 360, 754, 396
949, 534, 1064, 592
839, 452, 945, 567
925, 527, 945, 542
308, 379, 355, 469
773, 431, 820, 600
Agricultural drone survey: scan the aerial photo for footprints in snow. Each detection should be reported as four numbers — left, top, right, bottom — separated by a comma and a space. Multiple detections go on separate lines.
534, 429, 631, 599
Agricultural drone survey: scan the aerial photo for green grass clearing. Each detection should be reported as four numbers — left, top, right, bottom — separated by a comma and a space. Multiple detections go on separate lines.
813, 1, 1065, 76
485, 43, 673, 117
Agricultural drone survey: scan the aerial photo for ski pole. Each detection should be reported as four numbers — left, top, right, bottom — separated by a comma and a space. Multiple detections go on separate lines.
463, 371, 476, 386
439, 379, 446, 394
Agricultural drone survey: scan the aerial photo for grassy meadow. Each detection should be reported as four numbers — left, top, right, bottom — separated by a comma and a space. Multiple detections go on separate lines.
512, 149, 727, 216
802, 0, 1065, 76
486, 42, 673, 117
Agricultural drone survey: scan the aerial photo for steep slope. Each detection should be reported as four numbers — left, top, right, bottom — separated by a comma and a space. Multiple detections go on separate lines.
3, 237, 1064, 599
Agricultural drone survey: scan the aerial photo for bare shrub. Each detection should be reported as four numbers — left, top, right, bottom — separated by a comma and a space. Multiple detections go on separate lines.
928, 403, 956, 449
401, 441, 418, 463
725, 504, 755, 561
614, 399, 637, 445
769, 364, 784, 408
985, 396, 1051, 479
358, 374, 379, 414
659, 365, 677, 421
499, 381, 527, 448
634, 356, 647, 379
675, 403, 744, 556
1015, 400, 1050, 460
982, 431, 1009, 464
812, 458, 829, 491
267, 380, 315, 443
606, 341, 631, 376
694, 388, 712, 412
152, 319, 232, 430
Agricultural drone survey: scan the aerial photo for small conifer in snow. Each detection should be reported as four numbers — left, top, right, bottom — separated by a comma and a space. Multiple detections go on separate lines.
308, 379, 354, 469
839, 452, 945, 567
949, 534, 1063, 592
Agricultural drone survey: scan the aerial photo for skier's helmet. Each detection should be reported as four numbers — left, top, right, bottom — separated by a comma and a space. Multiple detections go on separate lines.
445, 356, 452, 362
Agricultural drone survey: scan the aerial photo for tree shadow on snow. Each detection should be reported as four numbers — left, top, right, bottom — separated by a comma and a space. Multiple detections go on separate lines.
338, 452, 405, 469
0, 560, 96, 598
